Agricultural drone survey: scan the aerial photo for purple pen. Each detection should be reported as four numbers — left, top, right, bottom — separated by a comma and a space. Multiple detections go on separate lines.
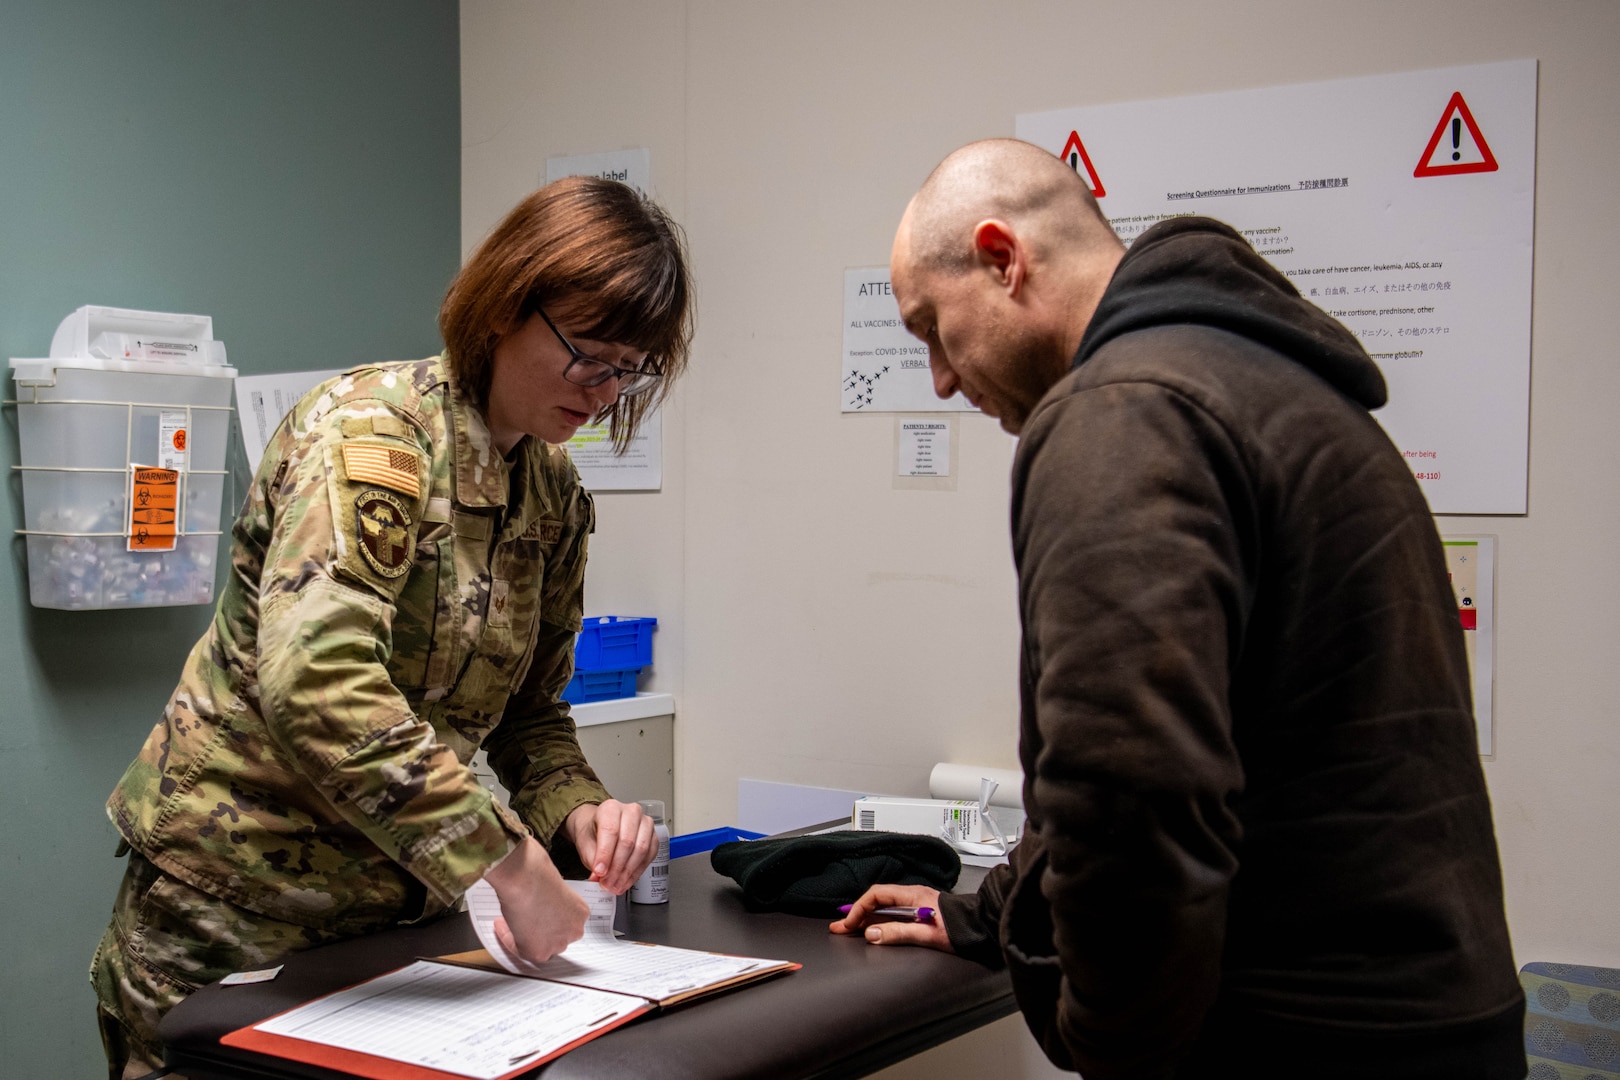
836, 905, 936, 924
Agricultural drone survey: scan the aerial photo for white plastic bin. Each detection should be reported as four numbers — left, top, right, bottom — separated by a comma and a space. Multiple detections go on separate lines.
9, 306, 237, 610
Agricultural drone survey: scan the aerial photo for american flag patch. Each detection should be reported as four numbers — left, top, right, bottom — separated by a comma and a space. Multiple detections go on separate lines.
342, 443, 422, 497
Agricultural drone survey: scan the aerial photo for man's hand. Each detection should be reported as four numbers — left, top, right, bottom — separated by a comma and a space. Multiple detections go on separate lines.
482, 836, 589, 964
829, 884, 953, 952
564, 799, 655, 894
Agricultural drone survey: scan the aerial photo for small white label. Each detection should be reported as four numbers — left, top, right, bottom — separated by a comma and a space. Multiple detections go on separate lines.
545, 148, 652, 198
221, 965, 283, 986
140, 339, 201, 359
158, 411, 188, 470
629, 826, 671, 904
898, 421, 950, 477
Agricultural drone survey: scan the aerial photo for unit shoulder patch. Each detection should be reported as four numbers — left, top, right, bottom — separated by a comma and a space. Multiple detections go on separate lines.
341, 440, 423, 498
340, 413, 414, 440
369, 414, 412, 439
354, 489, 414, 579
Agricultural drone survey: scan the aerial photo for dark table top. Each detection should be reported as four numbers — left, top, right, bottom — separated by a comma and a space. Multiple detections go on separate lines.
162, 850, 1015, 1080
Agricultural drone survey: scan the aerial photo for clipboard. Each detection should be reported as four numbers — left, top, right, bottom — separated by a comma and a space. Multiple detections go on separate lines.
436, 945, 801, 1009
221, 959, 651, 1080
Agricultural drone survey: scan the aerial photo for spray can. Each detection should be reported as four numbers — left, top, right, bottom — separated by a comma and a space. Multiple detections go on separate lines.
629, 799, 670, 904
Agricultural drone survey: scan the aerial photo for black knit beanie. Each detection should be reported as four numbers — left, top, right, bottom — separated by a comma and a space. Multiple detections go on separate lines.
709, 831, 960, 916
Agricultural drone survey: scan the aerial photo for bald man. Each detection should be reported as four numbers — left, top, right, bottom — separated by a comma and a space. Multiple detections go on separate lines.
833, 140, 1524, 1079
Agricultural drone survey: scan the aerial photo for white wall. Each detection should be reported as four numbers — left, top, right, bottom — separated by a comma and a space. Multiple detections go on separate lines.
461, 1, 693, 728
461, 0, 1620, 1016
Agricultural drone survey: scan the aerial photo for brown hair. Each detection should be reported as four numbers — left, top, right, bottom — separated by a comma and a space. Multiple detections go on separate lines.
440, 176, 693, 449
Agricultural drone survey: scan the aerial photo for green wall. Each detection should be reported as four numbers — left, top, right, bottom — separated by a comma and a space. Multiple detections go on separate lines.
0, 2, 460, 1072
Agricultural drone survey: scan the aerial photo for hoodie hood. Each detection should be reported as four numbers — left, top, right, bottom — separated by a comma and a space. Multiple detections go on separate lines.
1076, 217, 1387, 409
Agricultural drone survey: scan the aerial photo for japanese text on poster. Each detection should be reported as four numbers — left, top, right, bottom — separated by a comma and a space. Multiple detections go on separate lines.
1017, 60, 1537, 514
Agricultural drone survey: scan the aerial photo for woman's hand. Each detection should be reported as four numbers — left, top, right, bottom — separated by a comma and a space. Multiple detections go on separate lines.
482, 836, 589, 963
564, 799, 655, 894
829, 884, 953, 952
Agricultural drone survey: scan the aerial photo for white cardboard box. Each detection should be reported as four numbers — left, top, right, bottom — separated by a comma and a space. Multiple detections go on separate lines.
851, 796, 993, 844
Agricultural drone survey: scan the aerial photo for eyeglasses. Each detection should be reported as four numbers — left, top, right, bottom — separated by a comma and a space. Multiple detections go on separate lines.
535, 308, 662, 398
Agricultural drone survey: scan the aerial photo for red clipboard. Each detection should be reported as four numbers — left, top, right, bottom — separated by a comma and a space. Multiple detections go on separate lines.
222, 1010, 647, 1080
220, 961, 651, 1080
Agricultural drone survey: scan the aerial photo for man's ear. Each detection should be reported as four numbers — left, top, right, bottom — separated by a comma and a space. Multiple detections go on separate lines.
972, 220, 1025, 295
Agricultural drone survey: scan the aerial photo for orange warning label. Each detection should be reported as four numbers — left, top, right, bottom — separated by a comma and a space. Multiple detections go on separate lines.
1059, 130, 1106, 198
129, 466, 179, 552
1414, 92, 1499, 177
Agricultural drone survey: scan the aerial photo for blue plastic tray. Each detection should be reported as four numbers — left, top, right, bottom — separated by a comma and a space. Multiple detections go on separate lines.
575, 616, 657, 670
669, 826, 766, 859
562, 666, 640, 704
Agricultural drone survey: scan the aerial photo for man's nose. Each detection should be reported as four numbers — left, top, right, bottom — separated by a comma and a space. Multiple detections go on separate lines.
930, 354, 959, 400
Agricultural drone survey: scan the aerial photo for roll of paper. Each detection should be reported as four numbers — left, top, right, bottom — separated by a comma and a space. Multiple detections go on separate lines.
928, 762, 1024, 810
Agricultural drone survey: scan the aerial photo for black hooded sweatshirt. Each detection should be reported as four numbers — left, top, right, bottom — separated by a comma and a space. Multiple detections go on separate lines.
937, 218, 1524, 1079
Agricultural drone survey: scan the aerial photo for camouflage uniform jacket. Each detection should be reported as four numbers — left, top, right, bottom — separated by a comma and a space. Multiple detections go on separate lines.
107, 355, 610, 936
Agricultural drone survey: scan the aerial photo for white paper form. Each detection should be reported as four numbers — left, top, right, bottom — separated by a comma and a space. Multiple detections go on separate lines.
842, 268, 977, 414
546, 148, 652, 199
466, 879, 783, 1002
467, 879, 618, 964
251, 960, 640, 1080
898, 421, 951, 477
563, 408, 663, 491
1017, 61, 1537, 514
234, 369, 344, 473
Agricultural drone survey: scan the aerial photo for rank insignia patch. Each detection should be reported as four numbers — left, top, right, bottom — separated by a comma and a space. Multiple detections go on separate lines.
355, 489, 414, 578
488, 579, 511, 627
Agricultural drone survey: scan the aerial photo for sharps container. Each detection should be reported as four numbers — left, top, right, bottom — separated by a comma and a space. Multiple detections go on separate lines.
629, 800, 670, 904
8, 306, 236, 609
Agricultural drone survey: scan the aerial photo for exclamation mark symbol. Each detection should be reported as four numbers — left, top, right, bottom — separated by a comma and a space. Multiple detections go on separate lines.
1060, 131, 1105, 196
1451, 117, 1461, 161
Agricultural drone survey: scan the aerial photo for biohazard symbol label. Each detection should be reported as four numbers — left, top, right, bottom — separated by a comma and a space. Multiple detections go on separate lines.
128, 466, 178, 552
1414, 92, 1499, 177
1059, 130, 1106, 198
355, 489, 414, 578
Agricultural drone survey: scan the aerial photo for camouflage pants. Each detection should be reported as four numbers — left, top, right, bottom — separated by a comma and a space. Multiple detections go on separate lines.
90, 851, 345, 1080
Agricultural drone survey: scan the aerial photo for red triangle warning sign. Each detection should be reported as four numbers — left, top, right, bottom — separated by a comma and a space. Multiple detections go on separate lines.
1414, 92, 1499, 177
1059, 130, 1106, 198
